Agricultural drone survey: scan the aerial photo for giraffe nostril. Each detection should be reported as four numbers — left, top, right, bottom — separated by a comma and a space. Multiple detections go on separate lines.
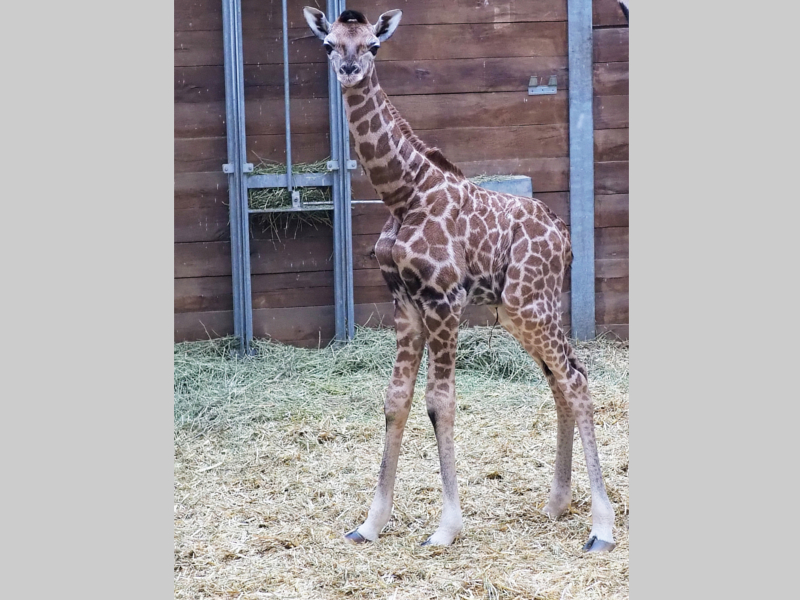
341, 64, 358, 75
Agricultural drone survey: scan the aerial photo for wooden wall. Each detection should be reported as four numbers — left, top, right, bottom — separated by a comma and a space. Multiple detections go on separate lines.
593, 0, 629, 339
175, 0, 629, 345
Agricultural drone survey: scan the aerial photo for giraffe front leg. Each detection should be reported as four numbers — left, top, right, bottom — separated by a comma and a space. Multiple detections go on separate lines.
344, 298, 425, 543
419, 302, 463, 546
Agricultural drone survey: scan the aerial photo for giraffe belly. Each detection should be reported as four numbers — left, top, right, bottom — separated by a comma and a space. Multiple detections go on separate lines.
465, 275, 505, 306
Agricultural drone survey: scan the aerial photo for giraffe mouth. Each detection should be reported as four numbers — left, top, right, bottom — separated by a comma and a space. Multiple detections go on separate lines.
337, 73, 366, 88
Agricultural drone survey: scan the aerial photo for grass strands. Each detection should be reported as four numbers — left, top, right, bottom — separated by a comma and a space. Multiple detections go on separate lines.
175, 326, 629, 599
248, 158, 333, 210
468, 174, 520, 186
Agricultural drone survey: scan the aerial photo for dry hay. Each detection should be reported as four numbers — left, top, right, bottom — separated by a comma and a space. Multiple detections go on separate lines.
468, 174, 520, 185
248, 158, 333, 210
174, 327, 629, 599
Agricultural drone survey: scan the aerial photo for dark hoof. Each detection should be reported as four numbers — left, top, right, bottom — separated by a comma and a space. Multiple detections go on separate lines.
582, 535, 616, 553
420, 537, 432, 546
343, 529, 369, 544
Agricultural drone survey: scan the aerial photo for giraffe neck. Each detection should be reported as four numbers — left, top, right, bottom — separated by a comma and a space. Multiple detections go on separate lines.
343, 68, 431, 219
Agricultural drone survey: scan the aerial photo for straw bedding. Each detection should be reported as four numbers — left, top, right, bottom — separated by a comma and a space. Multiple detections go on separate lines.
174, 327, 629, 599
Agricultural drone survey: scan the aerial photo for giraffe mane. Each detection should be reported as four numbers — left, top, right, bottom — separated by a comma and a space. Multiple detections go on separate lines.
337, 10, 368, 24
386, 101, 465, 178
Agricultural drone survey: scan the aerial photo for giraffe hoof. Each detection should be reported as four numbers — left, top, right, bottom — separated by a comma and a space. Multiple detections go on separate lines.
343, 529, 370, 544
582, 535, 616, 553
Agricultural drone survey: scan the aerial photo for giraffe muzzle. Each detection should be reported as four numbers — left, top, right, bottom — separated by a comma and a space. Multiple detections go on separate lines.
339, 63, 360, 76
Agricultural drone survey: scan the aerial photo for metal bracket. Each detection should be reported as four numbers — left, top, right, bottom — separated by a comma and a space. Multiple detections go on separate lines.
222, 163, 254, 173
291, 191, 301, 208
528, 75, 558, 96
326, 159, 357, 171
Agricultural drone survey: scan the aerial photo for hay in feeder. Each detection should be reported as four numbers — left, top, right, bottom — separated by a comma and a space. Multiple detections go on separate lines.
174, 326, 629, 599
469, 174, 520, 185
248, 158, 333, 210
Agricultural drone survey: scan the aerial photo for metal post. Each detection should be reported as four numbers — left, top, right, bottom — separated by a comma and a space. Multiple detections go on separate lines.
281, 0, 296, 206
328, 0, 355, 343
568, 0, 596, 340
222, 0, 253, 355
340, 99, 355, 340
222, 0, 354, 349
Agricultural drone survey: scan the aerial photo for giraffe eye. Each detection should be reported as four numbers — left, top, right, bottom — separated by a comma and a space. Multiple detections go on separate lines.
368, 43, 379, 56
323, 42, 334, 55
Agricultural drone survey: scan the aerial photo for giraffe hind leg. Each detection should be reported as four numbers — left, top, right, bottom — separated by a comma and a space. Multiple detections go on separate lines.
418, 296, 464, 546
498, 306, 615, 552
498, 309, 574, 519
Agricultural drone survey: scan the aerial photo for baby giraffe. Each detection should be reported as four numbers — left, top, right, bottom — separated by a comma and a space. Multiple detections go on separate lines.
303, 7, 616, 552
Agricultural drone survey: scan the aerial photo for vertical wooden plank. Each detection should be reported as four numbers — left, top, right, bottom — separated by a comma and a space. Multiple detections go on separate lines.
568, 0, 596, 339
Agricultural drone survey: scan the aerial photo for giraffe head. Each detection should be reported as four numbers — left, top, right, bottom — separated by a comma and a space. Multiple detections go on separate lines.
303, 7, 402, 87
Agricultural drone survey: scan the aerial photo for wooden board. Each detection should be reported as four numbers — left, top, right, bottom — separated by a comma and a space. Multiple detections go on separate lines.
175, 310, 233, 342
593, 62, 628, 96
176, 92, 569, 139
594, 95, 629, 130
595, 227, 628, 259
174, 171, 228, 210
175, 235, 335, 279
175, 22, 568, 67
594, 128, 629, 162
175, 273, 333, 313
175, 268, 394, 313
175, 64, 325, 103
593, 0, 629, 28
595, 291, 628, 324
596, 275, 628, 294
596, 323, 628, 340
175, 57, 568, 104
174, 132, 331, 173
175, 206, 230, 243
175, 97, 325, 139
595, 194, 628, 228
593, 28, 629, 63
595, 257, 628, 279
175, 0, 568, 32
595, 161, 628, 194
175, 123, 568, 173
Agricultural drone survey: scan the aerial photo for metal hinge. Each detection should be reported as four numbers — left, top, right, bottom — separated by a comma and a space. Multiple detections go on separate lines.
326, 159, 358, 171
222, 163, 254, 174
528, 75, 557, 96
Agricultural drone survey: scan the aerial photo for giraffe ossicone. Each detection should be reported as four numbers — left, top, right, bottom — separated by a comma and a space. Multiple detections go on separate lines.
302, 7, 616, 552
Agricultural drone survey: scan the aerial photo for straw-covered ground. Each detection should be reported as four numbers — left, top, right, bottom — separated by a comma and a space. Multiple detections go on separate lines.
174, 327, 629, 599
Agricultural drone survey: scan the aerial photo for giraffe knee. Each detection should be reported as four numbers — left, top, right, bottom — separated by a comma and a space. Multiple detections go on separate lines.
427, 407, 437, 432
568, 356, 588, 379
384, 394, 410, 424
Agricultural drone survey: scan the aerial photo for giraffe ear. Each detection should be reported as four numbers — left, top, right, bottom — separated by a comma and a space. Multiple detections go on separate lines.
373, 10, 402, 42
303, 7, 331, 40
